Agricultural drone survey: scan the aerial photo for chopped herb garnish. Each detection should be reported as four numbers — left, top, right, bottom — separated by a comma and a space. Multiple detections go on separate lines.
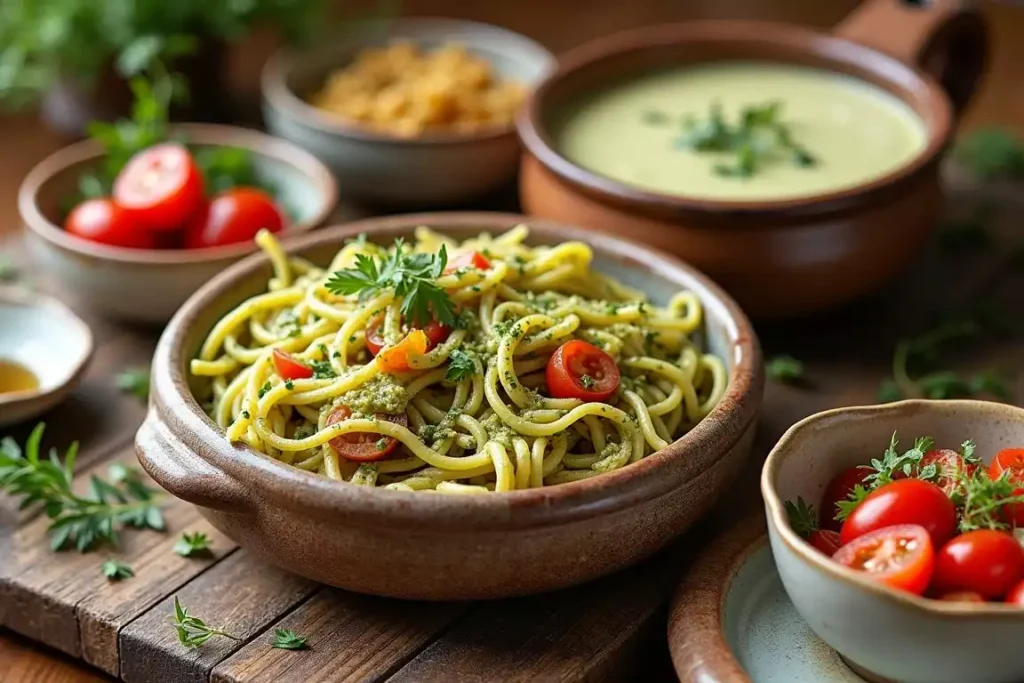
284, 380, 295, 391
309, 359, 336, 379
171, 596, 239, 649
271, 628, 308, 650
258, 381, 273, 398
174, 531, 212, 557
374, 437, 389, 451
580, 374, 596, 389
101, 560, 134, 581
766, 356, 804, 384
116, 368, 150, 400
241, 410, 251, 420
445, 350, 477, 382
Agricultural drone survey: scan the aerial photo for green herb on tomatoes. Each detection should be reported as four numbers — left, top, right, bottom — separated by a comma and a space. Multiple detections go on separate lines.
767, 355, 804, 384
784, 497, 818, 539
102, 560, 134, 581
958, 472, 1024, 533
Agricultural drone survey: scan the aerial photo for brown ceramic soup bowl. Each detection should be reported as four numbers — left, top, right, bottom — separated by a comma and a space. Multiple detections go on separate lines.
136, 212, 763, 600
517, 0, 988, 318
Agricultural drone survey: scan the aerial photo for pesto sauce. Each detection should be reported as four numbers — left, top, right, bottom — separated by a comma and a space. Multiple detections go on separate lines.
339, 374, 410, 415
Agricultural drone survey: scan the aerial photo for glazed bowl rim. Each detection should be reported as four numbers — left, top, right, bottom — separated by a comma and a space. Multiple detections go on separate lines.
261, 16, 557, 147
761, 399, 1024, 619
18, 122, 338, 266
516, 20, 952, 220
149, 211, 763, 531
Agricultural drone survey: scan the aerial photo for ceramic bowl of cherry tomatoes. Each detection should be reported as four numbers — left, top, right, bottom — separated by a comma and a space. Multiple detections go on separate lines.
19, 123, 337, 323
762, 399, 1024, 683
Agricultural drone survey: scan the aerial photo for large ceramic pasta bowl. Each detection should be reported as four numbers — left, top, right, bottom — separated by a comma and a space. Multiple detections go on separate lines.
137, 212, 763, 600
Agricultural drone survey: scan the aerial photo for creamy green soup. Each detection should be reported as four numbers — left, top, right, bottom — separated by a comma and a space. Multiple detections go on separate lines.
555, 62, 928, 201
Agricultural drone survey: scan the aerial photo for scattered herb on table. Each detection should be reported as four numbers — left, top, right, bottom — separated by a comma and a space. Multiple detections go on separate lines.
271, 628, 308, 650
116, 368, 151, 401
954, 128, 1024, 180
171, 596, 239, 649
102, 560, 135, 581
174, 531, 213, 557
766, 355, 804, 384
0, 424, 164, 551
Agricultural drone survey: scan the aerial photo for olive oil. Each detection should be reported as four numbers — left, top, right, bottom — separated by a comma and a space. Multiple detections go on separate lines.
0, 359, 39, 395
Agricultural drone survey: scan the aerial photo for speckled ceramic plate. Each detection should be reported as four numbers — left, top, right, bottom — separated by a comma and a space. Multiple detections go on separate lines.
669, 520, 867, 683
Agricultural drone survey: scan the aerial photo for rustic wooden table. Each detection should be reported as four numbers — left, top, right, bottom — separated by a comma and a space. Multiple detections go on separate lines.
2, 1, 1024, 681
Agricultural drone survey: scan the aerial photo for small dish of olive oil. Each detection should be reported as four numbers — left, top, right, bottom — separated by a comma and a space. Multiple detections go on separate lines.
0, 358, 39, 395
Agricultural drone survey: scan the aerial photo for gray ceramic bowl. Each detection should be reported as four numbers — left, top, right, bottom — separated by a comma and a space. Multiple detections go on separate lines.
19, 124, 338, 324
762, 400, 1024, 683
261, 18, 556, 206
137, 212, 763, 600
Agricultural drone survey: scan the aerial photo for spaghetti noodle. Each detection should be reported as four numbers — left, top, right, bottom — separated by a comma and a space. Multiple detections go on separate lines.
191, 225, 727, 493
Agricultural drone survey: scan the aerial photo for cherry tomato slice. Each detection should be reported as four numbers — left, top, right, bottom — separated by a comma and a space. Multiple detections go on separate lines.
920, 449, 978, 498
364, 316, 450, 358
415, 319, 452, 349
113, 143, 204, 231
989, 448, 1024, 527
64, 198, 157, 249
272, 349, 313, 380
840, 478, 957, 548
809, 529, 842, 556
325, 406, 408, 462
365, 315, 386, 356
932, 530, 1024, 600
937, 591, 986, 603
184, 188, 284, 249
546, 340, 620, 402
820, 466, 872, 532
832, 524, 934, 595
1005, 580, 1024, 606
444, 250, 491, 274
376, 330, 429, 374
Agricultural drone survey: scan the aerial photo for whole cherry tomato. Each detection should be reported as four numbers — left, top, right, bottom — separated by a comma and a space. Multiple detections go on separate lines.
546, 340, 620, 402
113, 143, 203, 231
1005, 580, 1024, 606
272, 349, 312, 381
931, 530, 1024, 600
832, 524, 934, 595
989, 448, 1024, 527
326, 406, 408, 462
64, 198, 157, 249
184, 188, 284, 249
919, 448, 978, 497
840, 478, 956, 548
820, 466, 872, 531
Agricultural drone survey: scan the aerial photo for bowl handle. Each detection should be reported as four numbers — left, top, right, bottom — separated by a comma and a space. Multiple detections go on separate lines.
135, 412, 253, 513
834, 0, 989, 116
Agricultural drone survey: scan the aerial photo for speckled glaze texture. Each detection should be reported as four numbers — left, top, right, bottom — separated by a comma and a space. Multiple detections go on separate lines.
136, 212, 763, 600
19, 124, 338, 324
517, 0, 988, 318
762, 400, 1024, 683
261, 18, 555, 206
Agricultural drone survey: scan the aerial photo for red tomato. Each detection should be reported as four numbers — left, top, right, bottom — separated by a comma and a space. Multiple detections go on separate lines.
113, 143, 203, 231
546, 340, 620, 402
820, 466, 872, 532
444, 250, 491, 274
365, 316, 450, 358
365, 315, 386, 356
326, 406, 408, 461
921, 449, 978, 497
809, 529, 842, 556
832, 524, 934, 595
376, 330, 429, 374
415, 319, 452, 349
271, 349, 312, 380
183, 188, 284, 249
64, 198, 157, 249
840, 478, 956, 548
1005, 580, 1024, 606
931, 530, 1024, 599
937, 591, 986, 603
989, 448, 1024, 527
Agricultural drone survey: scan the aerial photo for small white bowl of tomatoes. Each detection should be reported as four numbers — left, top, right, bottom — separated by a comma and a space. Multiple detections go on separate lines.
19, 123, 337, 324
762, 399, 1024, 683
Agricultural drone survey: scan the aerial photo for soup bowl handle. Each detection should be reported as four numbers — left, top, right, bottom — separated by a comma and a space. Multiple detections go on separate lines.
834, 0, 989, 115
135, 410, 253, 514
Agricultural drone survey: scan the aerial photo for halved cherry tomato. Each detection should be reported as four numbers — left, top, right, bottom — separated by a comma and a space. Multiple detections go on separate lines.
364, 316, 450, 358
184, 188, 284, 248
1005, 580, 1024, 606
376, 330, 429, 374
417, 319, 452, 349
840, 478, 956, 548
272, 349, 312, 380
113, 143, 203, 231
832, 524, 934, 595
444, 250, 490, 274
920, 449, 978, 498
820, 466, 872, 531
546, 340, 620, 402
365, 315, 386, 356
325, 406, 408, 462
989, 448, 1024, 527
931, 530, 1024, 599
937, 591, 986, 603
809, 529, 842, 556
64, 198, 157, 249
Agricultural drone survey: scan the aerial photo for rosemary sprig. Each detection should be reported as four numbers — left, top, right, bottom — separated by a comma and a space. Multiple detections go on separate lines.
171, 597, 239, 649
0, 424, 165, 552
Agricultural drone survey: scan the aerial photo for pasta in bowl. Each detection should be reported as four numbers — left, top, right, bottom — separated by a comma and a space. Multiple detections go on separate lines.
138, 213, 762, 598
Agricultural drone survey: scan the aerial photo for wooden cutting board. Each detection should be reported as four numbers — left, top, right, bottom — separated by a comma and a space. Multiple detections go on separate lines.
2, 179, 1022, 682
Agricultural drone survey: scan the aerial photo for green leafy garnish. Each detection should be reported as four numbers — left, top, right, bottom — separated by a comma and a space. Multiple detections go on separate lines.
102, 560, 134, 581
258, 381, 273, 398
325, 240, 456, 327
954, 128, 1024, 180
864, 433, 935, 489
174, 531, 212, 557
445, 350, 477, 382
784, 497, 818, 539
0, 424, 164, 552
116, 368, 150, 400
766, 356, 804, 384
835, 485, 871, 523
271, 628, 308, 650
308, 359, 337, 379
171, 596, 239, 649
959, 472, 1024, 533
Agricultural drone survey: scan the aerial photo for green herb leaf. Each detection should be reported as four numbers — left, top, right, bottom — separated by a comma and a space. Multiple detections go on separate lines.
954, 128, 1024, 180
445, 350, 477, 382
959, 471, 1024, 533
171, 596, 239, 649
102, 560, 134, 580
272, 628, 308, 650
863, 432, 935, 489
766, 356, 804, 384
835, 484, 871, 522
116, 368, 150, 400
308, 359, 337, 379
784, 497, 818, 539
174, 531, 212, 557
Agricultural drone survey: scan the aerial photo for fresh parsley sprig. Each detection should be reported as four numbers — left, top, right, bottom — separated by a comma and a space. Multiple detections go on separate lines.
174, 531, 213, 557
0, 424, 165, 552
325, 240, 456, 327
271, 628, 308, 650
445, 350, 477, 382
171, 597, 239, 649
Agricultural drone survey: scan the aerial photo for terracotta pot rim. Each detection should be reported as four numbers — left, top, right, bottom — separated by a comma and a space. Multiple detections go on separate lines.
18, 123, 338, 266
260, 17, 556, 147
516, 20, 952, 222
148, 212, 764, 531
